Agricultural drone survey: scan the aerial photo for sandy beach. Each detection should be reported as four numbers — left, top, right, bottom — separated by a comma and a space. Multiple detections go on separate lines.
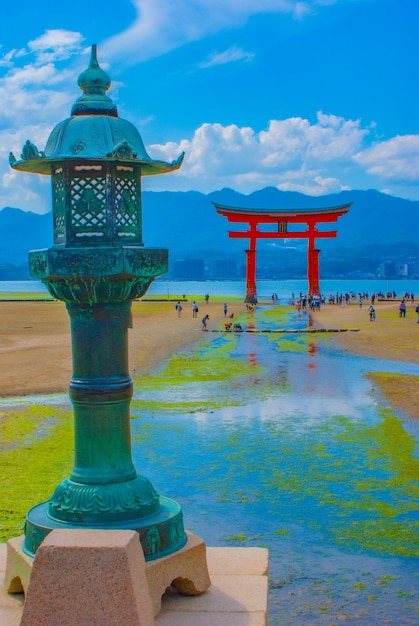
0, 296, 417, 418
0, 298, 228, 397
310, 297, 419, 419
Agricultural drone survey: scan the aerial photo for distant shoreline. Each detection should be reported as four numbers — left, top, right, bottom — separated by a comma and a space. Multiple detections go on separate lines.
2, 278, 419, 303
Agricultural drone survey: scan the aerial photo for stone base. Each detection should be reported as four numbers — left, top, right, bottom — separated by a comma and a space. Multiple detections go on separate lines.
4, 536, 33, 595
1, 541, 269, 625
157, 546, 269, 625
145, 531, 210, 615
18, 529, 155, 626
5, 530, 210, 620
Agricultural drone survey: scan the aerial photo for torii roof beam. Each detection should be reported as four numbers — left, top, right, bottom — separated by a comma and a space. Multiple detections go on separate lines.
228, 230, 338, 239
213, 202, 352, 223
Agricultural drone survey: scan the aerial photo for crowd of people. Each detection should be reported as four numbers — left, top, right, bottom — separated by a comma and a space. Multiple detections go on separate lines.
175, 288, 419, 329
290, 289, 419, 323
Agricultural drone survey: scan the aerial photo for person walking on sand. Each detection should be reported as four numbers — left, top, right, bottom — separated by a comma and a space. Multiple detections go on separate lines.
201, 314, 209, 331
399, 299, 407, 318
415, 304, 419, 323
368, 304, 376, 321
192, 301, 199, 318
223, 303, 228, 317
175, 301, 182, 318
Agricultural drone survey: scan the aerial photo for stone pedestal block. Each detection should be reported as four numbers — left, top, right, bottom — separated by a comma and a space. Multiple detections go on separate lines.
19, 529, 154, 626
1, 542, 269, 625
5, 530, 211, 622
3, 536, 32, 595
145, 531, 211, 615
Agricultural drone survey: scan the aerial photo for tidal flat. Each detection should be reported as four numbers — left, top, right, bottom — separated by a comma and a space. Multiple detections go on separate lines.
1, 305, 418, 624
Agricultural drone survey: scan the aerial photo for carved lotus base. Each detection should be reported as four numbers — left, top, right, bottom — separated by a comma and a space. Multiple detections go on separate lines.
24, 494, 186, 561
48, 475, 160, 523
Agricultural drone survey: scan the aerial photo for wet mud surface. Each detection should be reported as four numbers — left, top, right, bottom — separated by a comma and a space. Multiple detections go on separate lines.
131, 306, 419, 624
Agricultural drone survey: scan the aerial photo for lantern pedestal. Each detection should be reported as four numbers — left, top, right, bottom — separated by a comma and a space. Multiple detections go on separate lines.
5, 531, 211, 620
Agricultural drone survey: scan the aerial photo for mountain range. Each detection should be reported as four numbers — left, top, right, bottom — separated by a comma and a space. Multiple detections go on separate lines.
1, 187, 418, 278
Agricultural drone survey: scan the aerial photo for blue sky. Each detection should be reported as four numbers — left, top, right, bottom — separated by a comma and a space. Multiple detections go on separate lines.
1, 0, 418, 213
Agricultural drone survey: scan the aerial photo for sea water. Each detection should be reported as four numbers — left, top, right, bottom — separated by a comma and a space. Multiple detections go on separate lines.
2, 278, 419, 302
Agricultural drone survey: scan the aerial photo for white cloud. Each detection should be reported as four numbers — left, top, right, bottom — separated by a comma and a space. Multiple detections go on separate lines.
3, 110, 419, 212
0, 167, 50, 213
28, 30, 85, 65
278, 176, 351, 195
144, 113, 419, 199
0, 77, 74, 127
199, 46, 255, 68
0, 48, 26, 67
102, 0, 315, 63
147, 112, 369, 194
258, 114, 368, 166
0, 30, 86, 212
354, 135, 419, 180
0, 123, 52, 212
0, 29, 84, 128
292, 1, 314, 18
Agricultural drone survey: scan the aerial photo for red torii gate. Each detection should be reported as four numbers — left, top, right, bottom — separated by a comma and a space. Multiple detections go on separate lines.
213, 202, 352, 302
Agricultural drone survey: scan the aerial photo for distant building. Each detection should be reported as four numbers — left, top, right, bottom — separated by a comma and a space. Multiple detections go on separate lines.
378, 261, 396, 278
171, 258, 205, 280
397, 263, 408, 277
211, 259, 238, 279
378, 261, 409, 278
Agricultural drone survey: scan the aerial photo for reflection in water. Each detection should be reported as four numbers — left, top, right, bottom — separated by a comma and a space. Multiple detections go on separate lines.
131, 306, 419, 624
247, 352, 258, 367
307, 342, 318, 356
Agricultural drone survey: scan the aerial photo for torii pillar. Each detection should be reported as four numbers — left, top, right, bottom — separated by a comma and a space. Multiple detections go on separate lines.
244, 223, 257, 302
245, 248, 257, 303
308, 247, 321, 296
307, 224, 321, 296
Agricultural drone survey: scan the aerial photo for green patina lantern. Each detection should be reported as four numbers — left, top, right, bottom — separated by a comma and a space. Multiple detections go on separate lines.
9, 45, 186, 560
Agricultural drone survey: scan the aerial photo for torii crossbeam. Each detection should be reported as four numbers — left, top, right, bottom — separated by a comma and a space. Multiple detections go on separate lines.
213, 202, 352, 301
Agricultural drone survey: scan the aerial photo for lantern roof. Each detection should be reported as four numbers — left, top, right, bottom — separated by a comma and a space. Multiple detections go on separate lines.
9, 44, 184, 176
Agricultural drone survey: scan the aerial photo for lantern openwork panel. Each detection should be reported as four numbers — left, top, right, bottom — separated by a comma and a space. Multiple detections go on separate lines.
52, 161, 143, 247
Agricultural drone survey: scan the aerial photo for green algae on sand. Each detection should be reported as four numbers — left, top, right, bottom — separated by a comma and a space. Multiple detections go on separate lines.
0, 405, 73, 541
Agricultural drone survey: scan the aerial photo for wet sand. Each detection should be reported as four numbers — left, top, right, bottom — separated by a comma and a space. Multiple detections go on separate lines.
310, 298, 419, 419
310, 298, 419, 363
0, 299, 228, 397
1, 297, 417, 418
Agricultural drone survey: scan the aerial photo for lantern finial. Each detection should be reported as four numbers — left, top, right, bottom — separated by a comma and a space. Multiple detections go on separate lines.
72, 44, 117, 117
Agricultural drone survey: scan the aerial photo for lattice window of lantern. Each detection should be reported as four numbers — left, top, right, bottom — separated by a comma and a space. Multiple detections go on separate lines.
70, 176, 107, 237
114, 176, 141, 239
53, 168, 66, 243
